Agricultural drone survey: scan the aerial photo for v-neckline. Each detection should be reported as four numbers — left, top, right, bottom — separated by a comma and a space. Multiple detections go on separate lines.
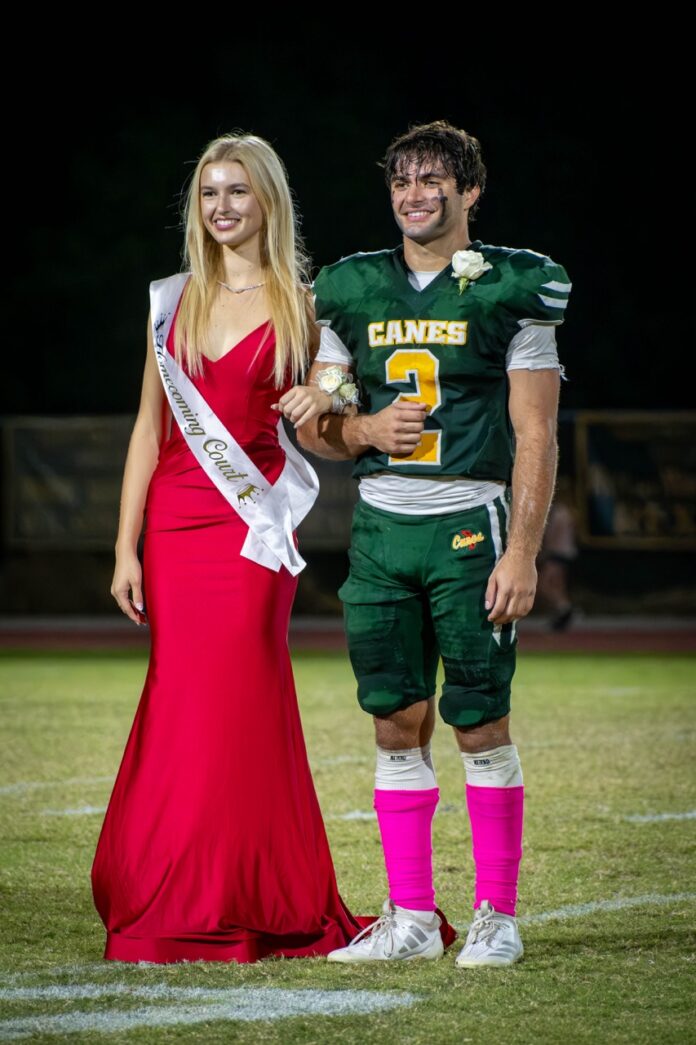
392, 241, 483, 299
202, 320, 271, 365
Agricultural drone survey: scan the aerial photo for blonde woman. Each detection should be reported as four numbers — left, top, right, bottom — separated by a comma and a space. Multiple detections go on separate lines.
92, 133, 358, 963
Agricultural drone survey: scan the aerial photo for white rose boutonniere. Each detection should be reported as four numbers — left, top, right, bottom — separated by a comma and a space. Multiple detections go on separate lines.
451, 250, 492, 295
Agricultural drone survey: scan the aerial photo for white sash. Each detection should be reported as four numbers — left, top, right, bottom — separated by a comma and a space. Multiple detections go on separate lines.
149, 273, 319, 575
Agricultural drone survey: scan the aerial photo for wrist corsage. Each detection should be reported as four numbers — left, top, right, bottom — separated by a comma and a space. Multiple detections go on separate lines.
451, 249, 492, 294
315, 365, 360, 414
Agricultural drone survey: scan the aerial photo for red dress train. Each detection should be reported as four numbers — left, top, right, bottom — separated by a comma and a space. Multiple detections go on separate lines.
91, 320, 359, 962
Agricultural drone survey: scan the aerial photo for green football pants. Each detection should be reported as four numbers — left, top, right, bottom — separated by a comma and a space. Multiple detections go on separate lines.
338, 496, 517, 727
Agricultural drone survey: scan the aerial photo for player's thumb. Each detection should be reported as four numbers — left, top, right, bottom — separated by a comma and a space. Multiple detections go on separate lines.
132, 583, 144, 613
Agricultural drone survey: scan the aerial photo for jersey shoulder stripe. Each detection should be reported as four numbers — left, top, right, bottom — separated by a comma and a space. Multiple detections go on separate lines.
478, 244, 572, 325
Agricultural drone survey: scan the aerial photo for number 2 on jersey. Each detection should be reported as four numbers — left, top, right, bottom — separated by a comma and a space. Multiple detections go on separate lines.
385, 349, 442, 465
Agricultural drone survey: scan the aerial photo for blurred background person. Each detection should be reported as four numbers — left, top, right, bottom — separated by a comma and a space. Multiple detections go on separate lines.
536, 476, 578, 631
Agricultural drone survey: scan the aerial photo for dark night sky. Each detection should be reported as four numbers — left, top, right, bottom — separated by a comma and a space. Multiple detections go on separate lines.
7, 42, 689, 417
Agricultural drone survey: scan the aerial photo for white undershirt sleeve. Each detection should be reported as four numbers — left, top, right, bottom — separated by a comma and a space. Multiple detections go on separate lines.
315, 324, 353, 365
505, 322, 561, 371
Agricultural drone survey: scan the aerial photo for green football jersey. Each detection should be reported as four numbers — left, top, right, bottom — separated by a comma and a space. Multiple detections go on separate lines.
314, 240, 571, 482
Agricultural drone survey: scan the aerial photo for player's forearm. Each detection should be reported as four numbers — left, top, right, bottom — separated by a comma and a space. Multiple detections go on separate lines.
507, 427, 558, 560
296, 410, 373, 461
115, 419, 162, 554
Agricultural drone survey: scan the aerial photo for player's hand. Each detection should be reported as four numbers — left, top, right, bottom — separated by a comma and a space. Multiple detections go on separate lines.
111, 551, 147, 626
485, 550, 537, 625
272, 386, 333, 429
363, 401, 427, 455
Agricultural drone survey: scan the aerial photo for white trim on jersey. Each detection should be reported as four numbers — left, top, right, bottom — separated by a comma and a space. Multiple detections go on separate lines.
539, 293, 570, 310
542, 280, 572, 293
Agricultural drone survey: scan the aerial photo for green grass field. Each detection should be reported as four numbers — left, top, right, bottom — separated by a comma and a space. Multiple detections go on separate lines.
1, 649, 694, 1044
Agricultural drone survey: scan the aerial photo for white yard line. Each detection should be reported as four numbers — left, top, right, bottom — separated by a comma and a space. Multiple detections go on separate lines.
0, 988, 419, 1039
0, 984, 410, 1003
0, 777, 112, 797
40, 803, 468, 820
624, 810, 696, 823
326, 810, 376, 821
41, 806, 106, 817
326, 805, 463, 822
31, 797, 695, 826
518, 892, 696, 925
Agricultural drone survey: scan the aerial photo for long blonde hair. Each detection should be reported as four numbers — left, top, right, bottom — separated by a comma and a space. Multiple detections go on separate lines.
175, 133, 312, 386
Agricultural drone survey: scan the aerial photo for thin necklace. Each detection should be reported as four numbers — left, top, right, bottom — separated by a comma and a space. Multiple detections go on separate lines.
218, 279, 265, 295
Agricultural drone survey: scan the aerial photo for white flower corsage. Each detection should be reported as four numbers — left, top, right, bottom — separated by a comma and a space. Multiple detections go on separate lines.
315, 365, 361, 414
451, 250, 492, 295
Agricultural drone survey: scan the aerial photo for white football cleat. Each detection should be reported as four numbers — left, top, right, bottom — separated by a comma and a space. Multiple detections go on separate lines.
455, 900, 523, 967
327, 899, 444, 963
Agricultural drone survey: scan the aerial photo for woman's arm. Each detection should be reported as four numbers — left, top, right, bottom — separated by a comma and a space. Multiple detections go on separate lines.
111, 316, 166, 625
271, 294, 340, 429
272, 301, 348, 428
295, 362, 427, 460
272, 383, 334, 429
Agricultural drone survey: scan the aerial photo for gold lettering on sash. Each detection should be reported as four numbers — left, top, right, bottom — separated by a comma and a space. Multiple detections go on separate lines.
155, 346, 206, 436
202, 439, 249, 482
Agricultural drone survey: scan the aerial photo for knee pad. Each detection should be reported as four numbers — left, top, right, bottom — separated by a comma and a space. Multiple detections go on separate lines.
344, 600, 434, 716
356, 674, 409, 716
438, 646, 514, 726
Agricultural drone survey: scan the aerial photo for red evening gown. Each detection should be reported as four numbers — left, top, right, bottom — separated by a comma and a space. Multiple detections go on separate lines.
91, 313, 359, 962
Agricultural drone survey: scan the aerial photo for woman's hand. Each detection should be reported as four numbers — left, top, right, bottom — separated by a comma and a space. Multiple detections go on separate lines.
111, 550, 147, 625
272, 386, 333, 428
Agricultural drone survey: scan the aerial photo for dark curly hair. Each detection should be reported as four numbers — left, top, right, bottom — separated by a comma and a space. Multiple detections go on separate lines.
382, 120, 487, 219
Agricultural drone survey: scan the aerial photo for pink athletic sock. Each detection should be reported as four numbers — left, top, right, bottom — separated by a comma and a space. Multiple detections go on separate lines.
465, 783, 524, 916
373, 787, 439, 911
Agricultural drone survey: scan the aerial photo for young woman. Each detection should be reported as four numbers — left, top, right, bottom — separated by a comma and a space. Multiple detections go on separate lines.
91, 133, 357, 963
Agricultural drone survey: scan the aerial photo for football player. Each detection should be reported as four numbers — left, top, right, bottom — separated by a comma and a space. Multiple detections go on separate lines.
277, 120, 571, 966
